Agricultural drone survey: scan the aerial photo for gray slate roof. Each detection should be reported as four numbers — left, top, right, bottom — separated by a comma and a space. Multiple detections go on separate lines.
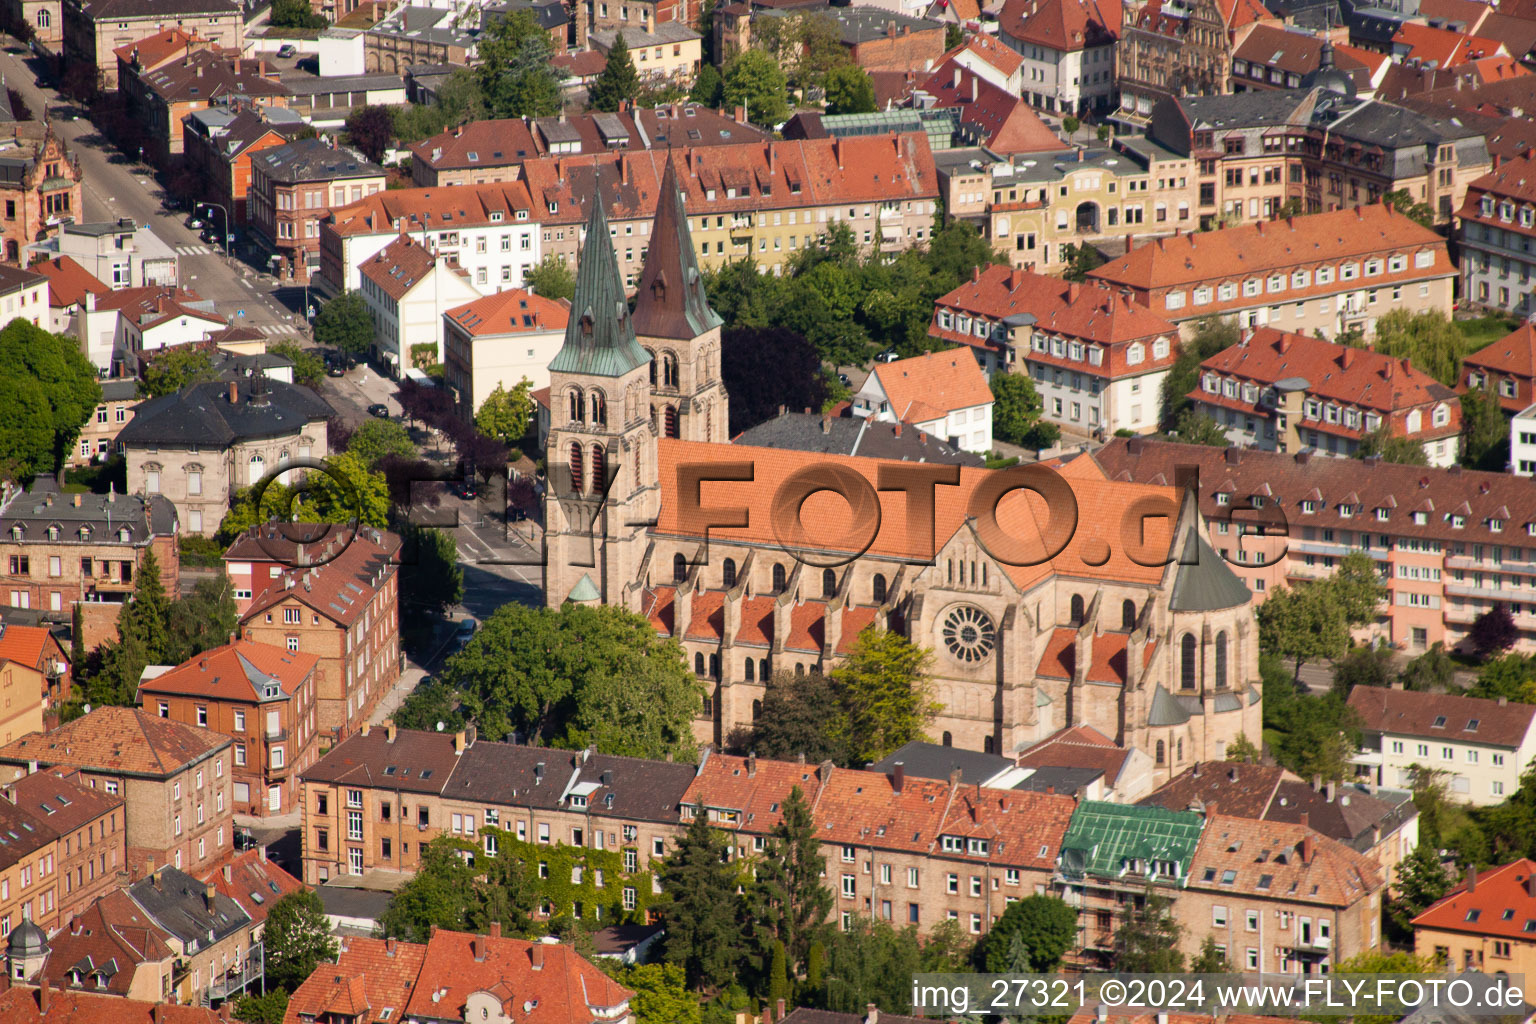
1148, 685, 1192, 727
252, 137, 383, 185
1169, 531, 1253, 612
0, 483, 177, 542
733, 413, 983, 466
118, 376, 332, 448
1015, 765, 1103, 794
870, 740, 1016, 786
449, 739, 696, 823
128, 867, 250, 951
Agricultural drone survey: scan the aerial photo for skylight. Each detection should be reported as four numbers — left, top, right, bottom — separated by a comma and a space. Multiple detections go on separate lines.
1466, 719, 1480, 732
1432, 716, 1447, 728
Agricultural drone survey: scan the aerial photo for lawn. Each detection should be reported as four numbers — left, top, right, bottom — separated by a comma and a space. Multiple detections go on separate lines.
1453, 313, 1521, 352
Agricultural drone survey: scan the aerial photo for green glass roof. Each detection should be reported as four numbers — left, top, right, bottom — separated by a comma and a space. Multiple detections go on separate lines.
1058, 801, 1205, 881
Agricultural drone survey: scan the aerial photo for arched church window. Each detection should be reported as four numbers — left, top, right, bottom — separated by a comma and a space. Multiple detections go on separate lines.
1180, 633, 1197, 690
568, 388, 584, 424
709, 654, 720, 679
1215, 631, 1228, 689
590, 445, 606, 493
1122, 599, 1137, 630
591, 391, 607, 427
983, 736, 994, 754
872, 574, 887, 604
664, 406, 679, 438
694, 652, 705, 675
1177, 738, 1184, 761
1156, 740, 1165, 764
673, 553, 687, 583
744, 657, 754, 682
662, 352, 678, 388
942, 732, 953, 747
722, 558, 737, 589
752, 699, 762, 720
772, 563, 786, 593
1070, 594, 1085, 626
795, 663, 804, 676
646, 349, 657, 387
759, 658, 769, 680
822, 568, 836, 597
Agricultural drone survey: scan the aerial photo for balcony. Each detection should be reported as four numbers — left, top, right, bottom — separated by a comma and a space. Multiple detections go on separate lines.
206, 948, 264, 1004
1290, 933, 1331, 953
1444, 582, 1522, 600
265, 728, 289, 744
1292, 540, 1355, 557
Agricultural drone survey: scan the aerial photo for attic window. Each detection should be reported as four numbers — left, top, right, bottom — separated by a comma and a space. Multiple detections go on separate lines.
1220, 869, 1237, 885
1503, 909, 1515, 920
516, 210, 528, 220
1524, 920, 1536, 932
1466, 909, 1482, 922
1432, 716, 1447, 729
1256, 874, 1272, 890
467, 152, 479, 161
1466, 719, 1479, 732
1203, 868, 1217, 882
420, 770, 433, 779
489, 211, 503, 222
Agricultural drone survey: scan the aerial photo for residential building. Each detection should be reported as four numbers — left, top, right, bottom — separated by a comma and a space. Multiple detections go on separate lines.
442, 287, 569, 417
125, 865, 258, 1005
721, 5, 947, 73
0, 265, 48, 328
0, 984, 224, 1022
583, 0, 685, 44
1230, 30, 1377, 94
234, 526, 403, 741
358, 233, 479, 376
3, 767, 125, 924
180, 105, 310, 228
249, 138, 386, 283
31, 255, 110, 347
1515, 402, 1536, 477
1391, 21, 1508, 67
198, 847, 303, 934
482, 0, 569, 53
29, 889, 177, 999
1140, 763, 1419, 894
137, 640, 321, 818
111, 28, 211, 97
0, 707, 233, 877
938, 33, 1027, 96
731, 410, 984, 466
0, 798, 58, 937
917, 60, 1069, 155
119, 51, 289, 165
365, 5, 476, 73
1348, 687, 1536, 805
589, 23, 701, 88
1179, 813, 1384, 972
285, 928, 633, 1024
1087, 203, 1456, 338
32, 219, 178, 291
1464, 323, 1536, 414
1190, 327, 1463, 465
4, 0, 61, 46
853, 350, 995, 453
998, 0, 1120, 114
1412, 858, 1536, 975
405, 106, 771, 189
0, 658, 43, 747
930, 265, 1180, 433
0, 129, 82, 266
94, 285, 216, 372
118, 374, 333, 537
60, 0, 243, 91
0, 482, 179, 636
869, 739, 1033, 789
1017, 724, 1156, 802
1147, 90, 1491, 229
1459, 150, 1536, 316
70, 379, 141, 466
1094, 437, 1536, 654
1114, 0, 1277, 125
0, 621, 70, 715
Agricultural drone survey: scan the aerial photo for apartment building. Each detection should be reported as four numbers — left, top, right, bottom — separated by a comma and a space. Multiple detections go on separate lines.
33, 255, 110, 348
442, 287, 569, 417
236, 527, 403, 741
0, 987, 224, 1023
0, 659, 43, 748
1087, 204, 1456, 338
60, 0, 242, 91
589, 23, 701, 88
930, 265, 1180, 433
1348, 688, 1536, 805
0, 482, 180, 619
998, 0, 1120, 114
0, 622, 71, 715
917, 60, 1069, 156
0, 799, 59, 940
0, 707, 233, 877
0, 130, 82, 269
4, 767, 125, 924
248, 138, 385, 283
1147, 90, 1491, 229
29, 889, 175, 998
1463, 323, 1536, 414
937, 33, 1026, 95
119, 51, 289, 165
118, 375, 333, 537
1097, 437, 1536, 652
853, 351, 995, 453
125, 865, 257, 1005
137, 640, 321, 818
69, 380, 140, 467
405, 106, 771, 188
180, 105, 310, 228
1114, 0, 1276, 125
1516, 402, 1536, 478
1190, 327, 1463, 465
1459, 150, 1536, 316
1413, 859, 1536, 976
357, 233, 479, 374
34, 219, 178, 292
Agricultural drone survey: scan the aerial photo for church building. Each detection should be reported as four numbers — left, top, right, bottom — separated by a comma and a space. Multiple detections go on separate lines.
543, 160, 1261, 785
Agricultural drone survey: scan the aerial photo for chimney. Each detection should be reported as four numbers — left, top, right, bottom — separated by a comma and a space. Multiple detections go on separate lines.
205, 882, 217, 911
735, 105, 747, 124
228, 380, 238, 404
473, 935, 486, 961
778, 1000, 787, 1022
1068, 281, 1081, 302
387, 721, 397, 743
531, 943, 546, 970
1312, 774, 1322, 793
747, 751, 757, 777
1526, 873, 1536, 899
386, 936, 397, 956
1341, 348, 1355, 369
1299, 811, 1309, 830
362, 722, 371, 738
1467, 864, 1478, 893
892, 761, 905, 793
822, 413, 832, 435
1325, 781, 1336, 802
454, 729, 467, 755
73, 493, 81, 507
491, 922, 501, 939
1299, 834, 1314, 865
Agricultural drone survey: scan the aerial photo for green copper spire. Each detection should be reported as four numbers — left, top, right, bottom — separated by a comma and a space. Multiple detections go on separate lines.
548, 187, 651, 378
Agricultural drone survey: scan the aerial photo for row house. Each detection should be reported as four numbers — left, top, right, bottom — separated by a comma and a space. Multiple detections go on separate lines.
1412, 858, 1536, 977
929, 265, 1180, 434
1229, 31, 1375, 94
364, 5, 475, 73
137, 639, 321, 818
0, 129, 83, 266
1114, 0, 1276, 125
1190, 327, 1463, 465
0, 706, 233, 878
0, 267, 48, 330
1094, 437, 1536, 653
0, 987, 223, 1023
1087, 203, 1456, 339
1347, 687, 1536, 805
358, 233, 478, 376
69, 379, 140, 468
0, 621, 71, 719
1459, 149, 1536, 317
4, 768, 124, 925
122, 866, 258, 1006
405, 106, 771, 189
180, 105, 310, 228
1463, 323, 1536, 415
1148, 90, 1490, 229
60, 0, 243, 91
119, 50, 289, 166
248, 138, 386, 284
998, 0, 1120, 114
0, 484, 179, 645
233, 526, 403, 742
937, 34, 1027, 96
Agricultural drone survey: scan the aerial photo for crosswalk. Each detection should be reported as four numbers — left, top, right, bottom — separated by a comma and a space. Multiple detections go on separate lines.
257, 323, 303, 337
175, 244, 215, 256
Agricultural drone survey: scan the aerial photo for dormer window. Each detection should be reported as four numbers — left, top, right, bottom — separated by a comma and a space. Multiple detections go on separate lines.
1302, 500, 1318, 514
1216, 492, 1230, 506
1451, 515, 1466, 529
1412, 512, 1428, 526
489, 211, 503, 222
580, 314, 594, 336
1490, 519, 1505, 532
516, 210, 528, 220
118, 527, 130, 542
47, 525, 58, 540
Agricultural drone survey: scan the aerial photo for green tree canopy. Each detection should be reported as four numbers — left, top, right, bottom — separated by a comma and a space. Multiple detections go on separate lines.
823, 64, 875, 115
391, 678, 465, 733
818, 919, 922, 1014
1257, 580, 1350, 679
589, 32, 639, 112
234, 991, 290, 1024
657, 804, 748, 993
829, 629, 939, 764
478, 10, 563, 118
399, 524, 463, 616
1356, 424, 1429, 465
1171, 409, 1229, 447
264, 890, 338, 991
267, 341, 325, 388
381, 835, 534, 941
600, 964, 702, 1024
1061, 241, 1106, 282
1382, 189, 1434, 228
296, 450, 391, 528
345, 105, 395, 164
742, 670, 849, 765
1385, 841, 1451, 942
980, 894, 1077, 972
141, 346, 217, 399
1460, 385, 1509, 471
755, 785, 832, 975
0, 318, 102, 477
1160, 316, 1238, 427
347, 417, 416, 468
1332, 550, 1388, 627
270, 0, 326, 28
1190, 934, 1232, 973
476, 379, 536, 446
313, 291, 375, 357
991, 372, 1051, 447
723, 50, 790, 127
1112, 889, 1184, 972
1371, 309, 1466, 387
524, 253, 575, 301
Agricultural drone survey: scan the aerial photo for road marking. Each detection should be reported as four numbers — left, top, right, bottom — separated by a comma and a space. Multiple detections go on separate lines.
175, 245, 213, 255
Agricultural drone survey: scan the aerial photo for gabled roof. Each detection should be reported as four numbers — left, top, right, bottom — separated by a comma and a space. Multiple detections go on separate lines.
1347, 686, 1536, 748
1392, 21, 1508, 66
240, 528, 401, 629
1465, 323, 1536, 382
920, 61, 1068, 154
1017, 724, 1134, 782
282, 936, 427, 1024
31, 256, 110, 309
136, 51, 288, 104
136, 639, 316, 703
631, 160, 723, 342
0, 986, 221, 1023
871, 349, 994, 423
1412, 858, 1536, 938
547, 190, 650, 378
404, 930, 633, 1024
870, 740, 1019, 786
0, 623, 62, 674
731, 410, 984, 466
5, 767, 122, 836
445, 288, 569, 337
1000, 0, 1119, 51
938, 32, 1026, 76
1189, 813, 1382, 906
252, 137, 382, 186
1143, 762, 1290, 818
0, 796, 57, 870
41, 889, 175, 998
300, 726, 461, 795
113, 28, 203, 69
359, 234, 455, 303
0, 483, 178, 543
198, 849, 304, 926
0, 706, 230, 779
127, 865, 251, 946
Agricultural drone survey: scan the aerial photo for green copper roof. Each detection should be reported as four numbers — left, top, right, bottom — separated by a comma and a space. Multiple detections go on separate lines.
1057, 801, 1205, 881
566, 573, 600, 603
548, 190, 651, 379
1170, 531, 1253, 612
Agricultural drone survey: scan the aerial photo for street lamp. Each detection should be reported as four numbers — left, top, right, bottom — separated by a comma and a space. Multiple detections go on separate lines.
198, 202, 232, 262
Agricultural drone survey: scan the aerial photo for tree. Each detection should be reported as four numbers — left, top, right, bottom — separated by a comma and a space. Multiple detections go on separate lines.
590, 32, 640, 111
1461, 386, 1509, 472
691, 63, 724, 107
89, 547, 172, 706
1385, 834, 1451, 941
1332, 645, 1395, 695
601, 964, 702, 1024
140, 346, 217, 398
1226, 733, 1260, 763
264, 890, 338, 991
723, 50, 790, 127
0, 371, 54, 481
270, 0, 326, 29
1268, 691, 1361, 782
477, 10, 563, 119
1161, 316, 1238, 427
1356, 424, 1429, 465
1060, 241, 1105, 282
313, 291, 374, 358
1382, 189, 1434, 228
1190, 934, 1232, 973
945, 23, 963, 49
476, 379, 536, 446
819, 918, 922, 1014
444, 603, 702, 759
0, 319, 102, 477
399, 524, 463, 616
1111, 889, 1184, 973
345, 105, 395, 164
1258, 581, 1349, 679
1372, 309, 1465, 387
1468, 654, 1536, 704
980, 895, 1076, 973
1171, 409, 1229, 447
990, 372, 1051, 447
658, 804, 747, 993
756, 785, 832, 975
828, 629, 939, 764
823, 64, 875, 115
392, 678, 465, 733
381, 838, 488, 941
296, 450, 391, 528
71, 604, 85, 670
524, 253, 575, 301
1399, 642, 1456, 691
1062, 115, 1081, 134
767, 941, 790, 1008
1336, 951, 1442, 1024
745, 671, 849, 765
234, 991, 290, 1024
1332, 551, 1388, 627
1470, 605, 1519, 662
720, 326, 831, 436
164, 576, 239, 665
347, 418, 415, 468
267, 341, 326, 388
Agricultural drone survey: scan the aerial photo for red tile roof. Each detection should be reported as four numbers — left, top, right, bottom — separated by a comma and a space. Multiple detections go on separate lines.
0, 706, 230, 778
113, 28, 204, 68
938, 32, 1025, 76
1412, 858, 1536, 938
0, 986, 219, 1024
199, 849, 304, 926
136, 639, 316, 702
32, 257, 110, 309
282, 935, 428, 1024
1132, 0, 1273, 37
920, 61, 1067, 154
1463, 323, 1536, 410
872, 349, 994, 423
1017, 723, 1133, 781
43, 888, 176, 998
1392, 21, 1508, 67
0, 624, 60, 674
550, 49, 607, 78
1034, 628, 1155, 684
1347, 686, 1536, 748
404, 930, 632, 1024
1000, 0, 1119, 51
1190, 813, 1382, 907
786, 601, 826, 653
685, 589, 726, 641
5, 766, 123, 836
241, 528, 402, 629
445, 288, 569, 337
359, 233, 461, 302
327, 182, 538, 238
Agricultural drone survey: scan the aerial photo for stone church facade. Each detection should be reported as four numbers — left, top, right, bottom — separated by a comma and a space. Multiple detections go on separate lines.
544, 160, 1262, 786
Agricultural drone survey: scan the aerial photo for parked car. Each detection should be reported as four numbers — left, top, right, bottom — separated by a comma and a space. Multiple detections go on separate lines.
454, 480, 478, 500
367, 403, 389, 418
876, 349, 900, 363
838, 372, 851, 387
454, 618, 477, 646
326, 362, 345, 378
276, 43, 297, 58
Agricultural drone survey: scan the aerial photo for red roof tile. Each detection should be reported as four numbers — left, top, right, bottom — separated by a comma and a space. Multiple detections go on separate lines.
42, 889, 176, 998
404, 930, 632, 1024
735, 595, 776, 647
1412, 858, 1536, 938
0, 986, 219, 1024
445, 288, 569, 337
199, 848, 304, 926
137, 639, 316, 702
938, 32, 1026, 75
1017, 723, 1133, 781
872, 349, 993, 423
1000, 0, 1119, 51
1190, 813, 1382, 906
1392, 21, 1508, 67
1347, 686, 1536, 748
0, 706, 230, 778
32, 257, 110, 309
283, 936, 427, 1024
0, 624, 58, 674
920, 61, 1067, 154
241, 528, 402, 629
686, 590, 726, 641
359, 234, 460, 302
